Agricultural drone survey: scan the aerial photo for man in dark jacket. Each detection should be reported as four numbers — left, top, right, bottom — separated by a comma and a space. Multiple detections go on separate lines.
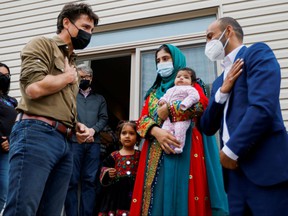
65, 64, 108, 216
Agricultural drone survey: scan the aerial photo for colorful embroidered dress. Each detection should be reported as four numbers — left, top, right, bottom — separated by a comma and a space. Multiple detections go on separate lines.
130, 44, 228, 216
99, 150, 140, 216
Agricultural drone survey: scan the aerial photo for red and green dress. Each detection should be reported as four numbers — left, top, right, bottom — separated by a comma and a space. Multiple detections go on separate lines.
130, 83, 212, 216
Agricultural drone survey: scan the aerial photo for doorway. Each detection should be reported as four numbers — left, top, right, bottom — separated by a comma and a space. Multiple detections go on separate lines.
90, 56, 131, 131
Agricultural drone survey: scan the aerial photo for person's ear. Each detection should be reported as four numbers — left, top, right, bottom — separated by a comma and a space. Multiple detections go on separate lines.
63, 17, 71, 30
226, 25, 233, 37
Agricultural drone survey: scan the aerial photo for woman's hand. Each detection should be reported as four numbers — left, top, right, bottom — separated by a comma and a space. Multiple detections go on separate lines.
221, 58, 244, 93
108, 168, 117, 179
157, 103, 169, 120
150, 127, 180, 154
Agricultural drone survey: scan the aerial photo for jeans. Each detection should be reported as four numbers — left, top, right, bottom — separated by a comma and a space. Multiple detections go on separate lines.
3, 119, 73, 216
0, 150, 9, 211
65, 142, 100, 216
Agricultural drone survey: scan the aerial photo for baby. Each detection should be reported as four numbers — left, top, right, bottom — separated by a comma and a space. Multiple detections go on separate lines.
158, 67, 199, 153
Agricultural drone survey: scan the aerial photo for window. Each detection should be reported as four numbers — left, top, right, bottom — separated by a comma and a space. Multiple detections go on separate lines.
140, 44, 217, 106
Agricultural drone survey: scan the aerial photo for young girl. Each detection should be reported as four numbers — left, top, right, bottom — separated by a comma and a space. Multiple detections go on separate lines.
98, 121, 141, 216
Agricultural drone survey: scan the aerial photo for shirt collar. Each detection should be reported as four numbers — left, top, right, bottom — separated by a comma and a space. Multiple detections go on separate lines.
80, 87, 92, 98
52, 35, 77, 59
52, 35, 67, 47
222, 45, 244, 69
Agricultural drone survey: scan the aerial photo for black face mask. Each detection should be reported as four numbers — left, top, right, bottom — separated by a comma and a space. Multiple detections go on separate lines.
69, 22, 91, 50
79, 79, 90, 90
0, 73, 10, 95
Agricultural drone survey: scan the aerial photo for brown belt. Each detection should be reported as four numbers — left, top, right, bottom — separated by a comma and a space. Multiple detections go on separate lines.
16, 113, 73, 138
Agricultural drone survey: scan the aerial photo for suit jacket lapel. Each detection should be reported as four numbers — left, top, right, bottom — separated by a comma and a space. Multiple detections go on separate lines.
226, 46, 247, 117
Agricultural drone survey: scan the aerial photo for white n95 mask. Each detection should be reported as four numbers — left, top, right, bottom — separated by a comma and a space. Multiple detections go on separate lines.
205, 29, 229, 61
157, 62, 174, 77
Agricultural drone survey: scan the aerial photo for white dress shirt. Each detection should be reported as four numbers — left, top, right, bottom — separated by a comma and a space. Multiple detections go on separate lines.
215, 45, 244, 160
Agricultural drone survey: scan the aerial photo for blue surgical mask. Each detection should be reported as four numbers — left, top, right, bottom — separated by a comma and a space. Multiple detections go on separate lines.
157, 62, 174, 77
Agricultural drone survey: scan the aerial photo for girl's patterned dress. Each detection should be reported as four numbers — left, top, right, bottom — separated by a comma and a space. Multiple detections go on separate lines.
98, 150, 140, 216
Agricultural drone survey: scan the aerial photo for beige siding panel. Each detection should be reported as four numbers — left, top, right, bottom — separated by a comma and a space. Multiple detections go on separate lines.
223, 0, 287, 12
0, 0, 77, 21
244, 30, 288, 44
223, 3, 288, 19
281, 78, 288, 89
0, 15, 57, 29
0, 45, 25, 55
0, 20, 56, 36
280, 89, 288, 99
236, 12, 288, 27
278, 59, 288, 71
243, 21, 288, 36
222, 0, 248, 4
282, 68, 288, 78
0, 33, 55, 49
1, 0, 45, 9
93, 0, 218, 25
0, 26, 55, 42
281, 100, 288, 109
266, 39, 288, 50
90, 0, 158, 12
2, 59, 22, 68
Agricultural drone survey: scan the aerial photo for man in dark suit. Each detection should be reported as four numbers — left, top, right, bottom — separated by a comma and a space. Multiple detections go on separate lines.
200, 17, 288, 215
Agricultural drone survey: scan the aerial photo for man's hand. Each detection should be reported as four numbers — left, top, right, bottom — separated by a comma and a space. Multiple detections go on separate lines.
221, 58, 244, 93
1, 137, 9, 152
75, 123, 90, 144
64, 57, 78, 84
220, 150, 238, 170
85, 128, 95, 143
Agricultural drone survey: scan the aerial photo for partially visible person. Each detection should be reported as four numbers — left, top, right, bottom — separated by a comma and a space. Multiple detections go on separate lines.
0, 63, 17, 212
94, 124, 119, 215
3, 3, 98, 216
65, 64, 108, 216
158, 67, 200, 153
201, 17, 288, 215
98, 121, 141, 216
130, 44, 228, 216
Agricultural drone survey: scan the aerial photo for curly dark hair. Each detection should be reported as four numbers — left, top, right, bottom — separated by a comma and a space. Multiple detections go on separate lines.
56, 3, 99, 34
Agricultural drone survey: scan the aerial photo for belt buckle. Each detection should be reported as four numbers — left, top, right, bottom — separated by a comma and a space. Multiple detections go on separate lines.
66, 127, 72, 138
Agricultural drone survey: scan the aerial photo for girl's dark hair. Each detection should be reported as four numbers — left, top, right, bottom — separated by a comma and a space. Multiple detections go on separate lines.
0, 62, 10, 74
0, 62, 11, 95
177, 67, 197, 82
56, 3, 99, 34
116, 120, 141, 146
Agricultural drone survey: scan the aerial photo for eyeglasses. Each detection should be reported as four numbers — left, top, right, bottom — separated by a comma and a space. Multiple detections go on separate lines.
0, 72, 10, 78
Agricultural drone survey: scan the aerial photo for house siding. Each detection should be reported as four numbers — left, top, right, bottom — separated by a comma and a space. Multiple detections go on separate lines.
0, 0, 287, 127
